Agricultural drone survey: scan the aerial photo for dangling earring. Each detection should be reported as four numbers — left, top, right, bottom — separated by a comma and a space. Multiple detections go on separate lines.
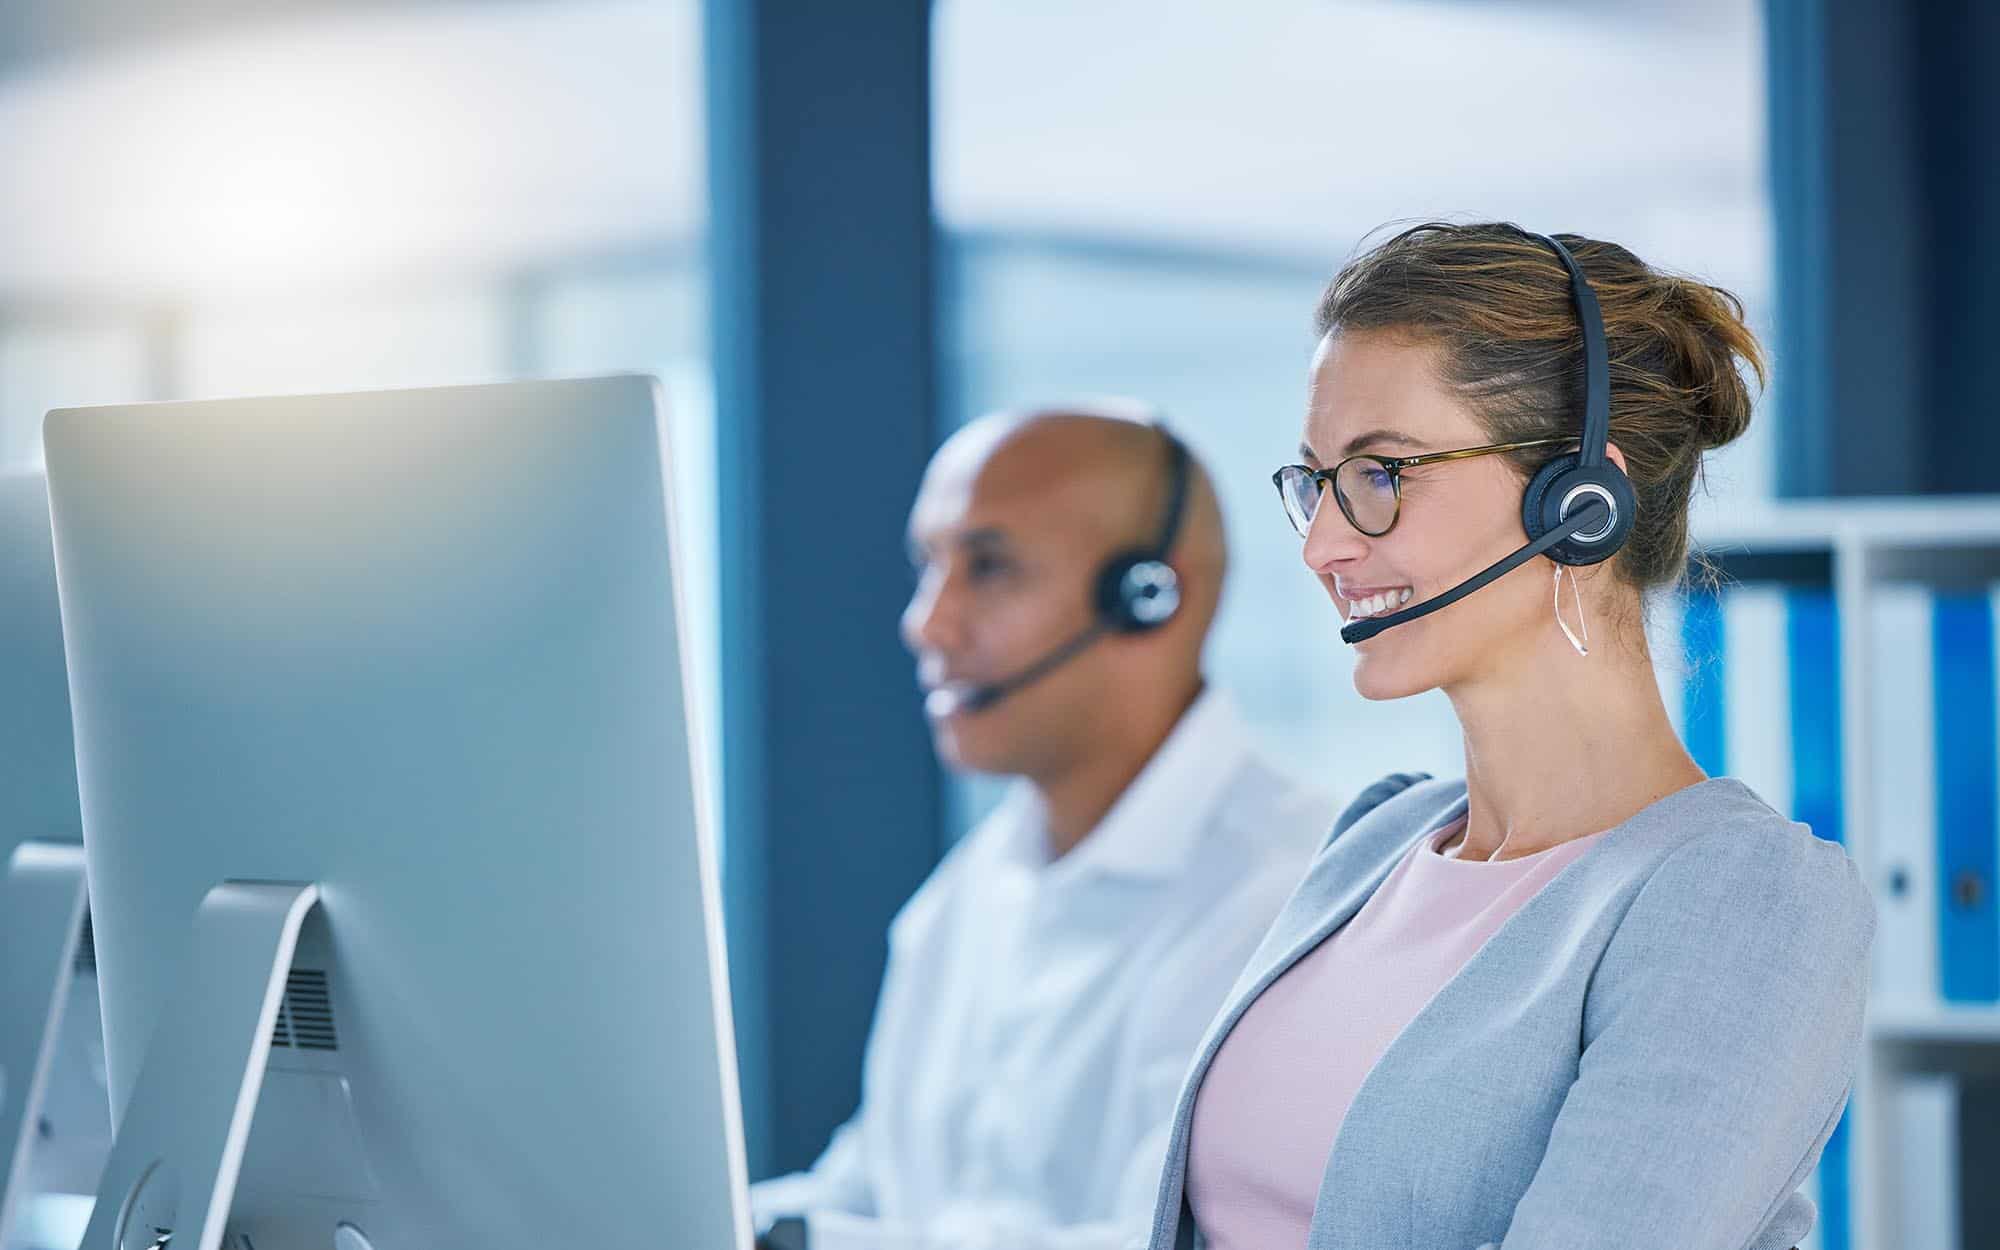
1553, 566, 1590, 657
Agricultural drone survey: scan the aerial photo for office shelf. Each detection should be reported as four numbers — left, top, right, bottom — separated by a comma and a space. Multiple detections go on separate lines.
1686, 495, 2000, 1250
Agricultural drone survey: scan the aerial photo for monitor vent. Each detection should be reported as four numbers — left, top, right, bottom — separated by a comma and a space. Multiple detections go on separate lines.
73, 911, 96, 975
270, 969, 339, 1051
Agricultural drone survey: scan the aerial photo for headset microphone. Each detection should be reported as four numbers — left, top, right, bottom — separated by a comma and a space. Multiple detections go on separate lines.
926, 623, 1107, 718
1339, 230, 1636, 647
927, 425, 1191, 717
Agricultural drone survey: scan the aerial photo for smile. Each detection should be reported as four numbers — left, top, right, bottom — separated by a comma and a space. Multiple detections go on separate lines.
1345, 587, 1414, 620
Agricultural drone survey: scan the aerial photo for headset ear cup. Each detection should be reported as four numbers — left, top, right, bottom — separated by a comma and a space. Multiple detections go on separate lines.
1095, 554, 1139, 629
1520, 454, 1576, 544
1521, 454, 1635, 567
1095, 552, 1181, 633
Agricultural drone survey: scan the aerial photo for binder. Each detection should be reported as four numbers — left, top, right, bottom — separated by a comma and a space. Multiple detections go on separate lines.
1787, 589, 1842, 847
1679, 585, 1726, 777
1932, 593, 2000, 1003
1870, 585, 1940, 1007
1723, 584, 1793, 815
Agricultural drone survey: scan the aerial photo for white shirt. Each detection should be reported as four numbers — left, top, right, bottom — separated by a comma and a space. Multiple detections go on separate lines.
750, 688, 1332, 1250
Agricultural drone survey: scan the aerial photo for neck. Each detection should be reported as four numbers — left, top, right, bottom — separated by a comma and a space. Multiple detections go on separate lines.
1445, 617, 1702, 864
1030, 674, 1205, 859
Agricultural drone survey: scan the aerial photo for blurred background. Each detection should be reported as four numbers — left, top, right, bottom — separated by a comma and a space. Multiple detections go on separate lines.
0, 2, 1994, 1248
0, 0, 1786, 810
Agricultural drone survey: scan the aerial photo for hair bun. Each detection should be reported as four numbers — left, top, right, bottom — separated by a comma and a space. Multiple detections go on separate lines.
1654, 274, 1763, 455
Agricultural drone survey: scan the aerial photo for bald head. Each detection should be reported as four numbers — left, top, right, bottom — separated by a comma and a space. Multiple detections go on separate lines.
918, 407, 1228, 637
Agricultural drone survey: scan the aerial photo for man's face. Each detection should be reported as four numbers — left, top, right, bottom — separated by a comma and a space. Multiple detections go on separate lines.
899, 433, 1119, 777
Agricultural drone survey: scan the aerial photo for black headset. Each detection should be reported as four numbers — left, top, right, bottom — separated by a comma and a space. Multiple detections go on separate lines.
1096, 425, 1190, 633
929, 424, 1190, 717
1340, 230, 1635, 645
1518, 233, 1637, 566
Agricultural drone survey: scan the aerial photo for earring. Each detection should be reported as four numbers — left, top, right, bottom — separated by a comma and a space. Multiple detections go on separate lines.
1553, 566, 1590, 657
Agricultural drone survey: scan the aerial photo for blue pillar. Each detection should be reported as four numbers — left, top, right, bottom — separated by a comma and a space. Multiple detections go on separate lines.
703, 0, 943, 1178
1767, 0, 2000, 496
1913, 0, 2000, 493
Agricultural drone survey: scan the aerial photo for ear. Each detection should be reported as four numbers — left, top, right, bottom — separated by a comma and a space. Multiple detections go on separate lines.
1604, 441, 1631, 477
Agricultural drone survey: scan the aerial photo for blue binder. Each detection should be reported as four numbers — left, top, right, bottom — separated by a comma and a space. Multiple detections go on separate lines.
1933, 594, 2000, 1004
1680, 586, 1726, 778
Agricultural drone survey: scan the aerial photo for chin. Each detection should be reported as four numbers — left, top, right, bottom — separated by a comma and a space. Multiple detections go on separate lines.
1350, 650, 1439, 701
929, 718, 1013, 777
928, 720, 976, 772
1345, 617, 1454, 701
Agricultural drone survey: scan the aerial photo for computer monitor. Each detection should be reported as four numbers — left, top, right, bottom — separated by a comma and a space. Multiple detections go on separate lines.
44, 377, 750, 1250
0, 469, 107, 1250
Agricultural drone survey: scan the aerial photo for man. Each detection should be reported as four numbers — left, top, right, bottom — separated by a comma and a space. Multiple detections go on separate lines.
752, 407, 1331, 1250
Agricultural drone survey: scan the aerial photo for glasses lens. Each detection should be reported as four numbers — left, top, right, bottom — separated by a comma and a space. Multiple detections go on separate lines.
1334, 457, 1398, 535
1275, 466, 1321, 538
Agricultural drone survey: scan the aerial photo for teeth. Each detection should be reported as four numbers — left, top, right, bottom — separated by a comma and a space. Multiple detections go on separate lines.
1347, 587, 1414, 620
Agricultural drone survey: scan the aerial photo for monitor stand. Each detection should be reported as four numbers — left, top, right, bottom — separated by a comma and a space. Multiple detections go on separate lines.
0, 842, 89, 1248
84, 882, 325, 1250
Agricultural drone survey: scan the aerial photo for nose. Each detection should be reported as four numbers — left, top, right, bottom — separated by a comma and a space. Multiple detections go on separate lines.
900, 569, 966, 657
1300, 489, 1369, 575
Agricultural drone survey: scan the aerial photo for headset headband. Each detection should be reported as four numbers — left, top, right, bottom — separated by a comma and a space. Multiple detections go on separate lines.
1149, 427, 1192, 560
1533, 233, 1610, 469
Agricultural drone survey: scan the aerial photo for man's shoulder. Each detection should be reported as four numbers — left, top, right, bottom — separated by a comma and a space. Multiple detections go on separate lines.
1212, 747, 1337, 839
1181, 749, 1338, 888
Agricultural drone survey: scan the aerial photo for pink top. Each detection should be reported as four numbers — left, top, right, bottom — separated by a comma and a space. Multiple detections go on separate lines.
1184, 816, 1607, 1250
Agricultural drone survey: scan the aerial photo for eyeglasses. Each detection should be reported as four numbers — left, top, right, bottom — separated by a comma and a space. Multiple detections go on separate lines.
1271, 438, 1573, 538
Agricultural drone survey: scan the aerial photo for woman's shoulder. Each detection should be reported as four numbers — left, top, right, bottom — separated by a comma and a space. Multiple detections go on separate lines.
1608, 777, 1876, 947
1623, 777, 1856, 875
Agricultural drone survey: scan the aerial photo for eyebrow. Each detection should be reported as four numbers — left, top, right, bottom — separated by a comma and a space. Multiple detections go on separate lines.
909, 525, 1012, 558
1298, 428, 1427, 466
1339, 428, 1426, 457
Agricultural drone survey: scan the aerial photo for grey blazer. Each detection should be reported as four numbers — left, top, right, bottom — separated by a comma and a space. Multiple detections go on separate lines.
1144, 773, 1875, 1250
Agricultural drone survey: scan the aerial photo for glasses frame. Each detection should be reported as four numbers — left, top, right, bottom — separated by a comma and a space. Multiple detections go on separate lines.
1273, 436, 1575, 538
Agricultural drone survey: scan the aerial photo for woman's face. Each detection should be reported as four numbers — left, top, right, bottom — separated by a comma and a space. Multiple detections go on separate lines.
1297, 328, 1562, 700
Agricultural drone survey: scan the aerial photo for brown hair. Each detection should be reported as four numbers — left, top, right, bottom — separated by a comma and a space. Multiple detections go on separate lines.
1313, 221, 1765, 589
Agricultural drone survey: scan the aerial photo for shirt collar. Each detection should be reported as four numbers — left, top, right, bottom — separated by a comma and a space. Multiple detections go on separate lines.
999, 685, 1254, 886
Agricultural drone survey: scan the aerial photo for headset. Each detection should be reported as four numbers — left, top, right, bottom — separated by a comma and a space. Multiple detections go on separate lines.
926, 425, 1191, 718
1340, 230, 1636, 645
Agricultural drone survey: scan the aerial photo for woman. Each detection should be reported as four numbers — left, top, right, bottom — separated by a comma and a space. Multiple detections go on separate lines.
1143, 223, 1873, 1250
